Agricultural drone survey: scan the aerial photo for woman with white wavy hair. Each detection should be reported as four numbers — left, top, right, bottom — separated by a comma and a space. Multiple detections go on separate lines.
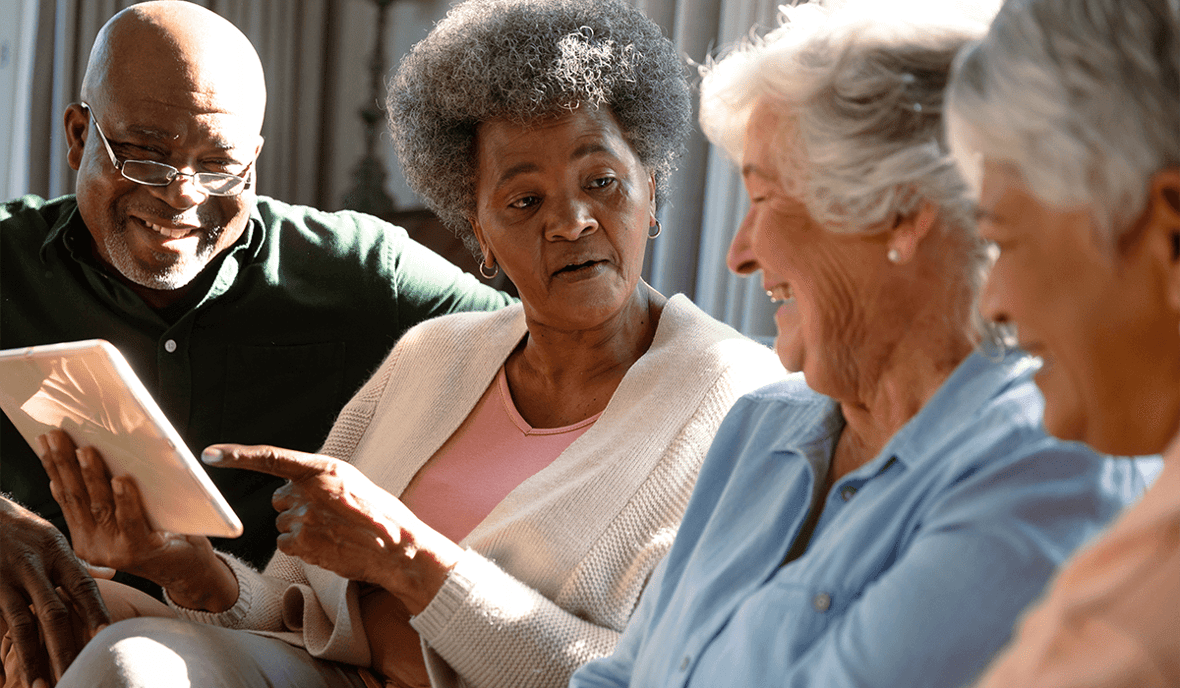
569, 1, 1153, 686
946, 0, 1180, 685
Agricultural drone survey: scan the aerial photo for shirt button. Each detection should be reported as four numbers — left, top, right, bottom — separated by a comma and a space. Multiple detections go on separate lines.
164, 339, 177, 353
839, 485, 857, 501
813, 592, 832, 612
679, 656, 690, 671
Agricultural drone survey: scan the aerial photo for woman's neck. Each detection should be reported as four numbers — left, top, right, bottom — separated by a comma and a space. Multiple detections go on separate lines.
507, 283, 667, 428
831, 332, 974, 486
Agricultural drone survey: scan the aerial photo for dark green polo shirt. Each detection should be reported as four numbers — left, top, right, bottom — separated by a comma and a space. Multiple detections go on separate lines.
1, 194, 511, 573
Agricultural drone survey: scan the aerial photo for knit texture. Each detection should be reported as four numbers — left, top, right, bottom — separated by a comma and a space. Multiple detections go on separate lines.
171, 294, 784, 687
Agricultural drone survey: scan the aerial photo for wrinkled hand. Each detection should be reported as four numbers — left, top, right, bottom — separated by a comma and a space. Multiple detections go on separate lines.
204, 444, 462, 614
0, 495, 109, 687
35, 431, 214, 593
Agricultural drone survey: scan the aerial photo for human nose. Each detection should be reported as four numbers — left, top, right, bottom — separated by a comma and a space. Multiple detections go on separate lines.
544, 196, 598, 242
727, 209, 760, 275
979, 261, 1011, 327
153, 172, 211, 209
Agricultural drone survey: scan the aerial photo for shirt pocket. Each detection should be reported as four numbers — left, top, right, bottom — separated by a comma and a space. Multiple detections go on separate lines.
693, 579, 838, 683
220, 341, 347, 452
751, 579, 840, 658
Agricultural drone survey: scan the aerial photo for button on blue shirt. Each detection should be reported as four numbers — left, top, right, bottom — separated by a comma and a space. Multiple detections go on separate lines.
571, 351, 1154, 688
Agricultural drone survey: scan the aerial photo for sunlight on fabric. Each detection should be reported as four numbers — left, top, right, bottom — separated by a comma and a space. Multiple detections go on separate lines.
112, 636, 191, 687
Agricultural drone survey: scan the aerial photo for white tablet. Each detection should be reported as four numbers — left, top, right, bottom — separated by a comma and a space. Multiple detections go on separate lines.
0, 340, 243, 537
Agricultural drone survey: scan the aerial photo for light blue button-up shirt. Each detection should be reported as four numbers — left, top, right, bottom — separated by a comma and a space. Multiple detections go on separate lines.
571, 351, 1154, 688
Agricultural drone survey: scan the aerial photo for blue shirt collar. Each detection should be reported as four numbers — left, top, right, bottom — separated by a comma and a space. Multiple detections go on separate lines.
881, 349, 1039, 472
762, 349, 1039, 482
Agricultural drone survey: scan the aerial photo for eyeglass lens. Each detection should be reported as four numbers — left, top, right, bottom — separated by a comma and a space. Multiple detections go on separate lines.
119, 161, 249, 195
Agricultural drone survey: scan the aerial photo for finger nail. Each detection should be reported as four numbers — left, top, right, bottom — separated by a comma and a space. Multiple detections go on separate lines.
113, 479, 125, 495
76, 448, 91, 467
35, 434, 50, 458
202, 447, 224, 464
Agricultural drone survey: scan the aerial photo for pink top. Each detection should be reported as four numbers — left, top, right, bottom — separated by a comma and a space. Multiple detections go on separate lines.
401, 366, 601, 543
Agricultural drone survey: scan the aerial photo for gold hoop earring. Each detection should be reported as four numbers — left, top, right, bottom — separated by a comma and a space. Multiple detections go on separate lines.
479, 260, 499, 279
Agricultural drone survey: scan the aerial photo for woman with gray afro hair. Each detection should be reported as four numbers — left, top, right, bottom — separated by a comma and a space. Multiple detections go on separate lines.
388, 0, 691, 255
571, 2, 1145, 686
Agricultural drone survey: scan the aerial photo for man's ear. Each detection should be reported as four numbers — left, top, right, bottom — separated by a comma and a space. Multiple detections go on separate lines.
250, 136, 265, 172
64, 103, 89, 172
885, 199, 939, 264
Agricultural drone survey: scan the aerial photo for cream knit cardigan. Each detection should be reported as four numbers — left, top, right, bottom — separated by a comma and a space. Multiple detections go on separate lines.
172, 295, 784, 688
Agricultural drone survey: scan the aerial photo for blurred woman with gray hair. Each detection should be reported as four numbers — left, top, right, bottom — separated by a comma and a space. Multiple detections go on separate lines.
34, 1, 784, 686
946, 0, 1180, 684
570, 2, 1150, 686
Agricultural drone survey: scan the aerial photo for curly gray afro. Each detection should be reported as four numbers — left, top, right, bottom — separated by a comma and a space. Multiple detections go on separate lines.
387, 0, 692, 253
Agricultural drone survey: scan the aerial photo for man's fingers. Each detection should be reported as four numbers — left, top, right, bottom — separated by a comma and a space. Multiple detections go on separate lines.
50, 557, 110, 636
0, 597, 50, 687
202, 444, 334, 481
15, 582, 76, 683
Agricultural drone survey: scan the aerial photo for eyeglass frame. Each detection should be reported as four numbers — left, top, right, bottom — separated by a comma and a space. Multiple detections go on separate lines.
79, 101, 259, 197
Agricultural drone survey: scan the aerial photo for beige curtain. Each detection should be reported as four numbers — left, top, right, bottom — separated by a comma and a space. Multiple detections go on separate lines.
2, 0, 781, 340
636, 0, 782, 341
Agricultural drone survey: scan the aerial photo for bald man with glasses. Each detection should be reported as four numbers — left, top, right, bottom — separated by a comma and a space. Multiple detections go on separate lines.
0, 3, 512, 686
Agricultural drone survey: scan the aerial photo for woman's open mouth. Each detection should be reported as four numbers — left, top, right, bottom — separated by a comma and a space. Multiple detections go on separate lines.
554, 260, 606, 277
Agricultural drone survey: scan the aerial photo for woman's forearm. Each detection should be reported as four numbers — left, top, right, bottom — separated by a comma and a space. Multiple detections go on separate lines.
386, 528, 464, 616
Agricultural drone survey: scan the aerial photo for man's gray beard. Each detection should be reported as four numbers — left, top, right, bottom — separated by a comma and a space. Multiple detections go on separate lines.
102, 226, 224, 291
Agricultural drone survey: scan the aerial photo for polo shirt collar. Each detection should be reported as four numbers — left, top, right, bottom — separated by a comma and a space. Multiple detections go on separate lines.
38, 199, 84, 263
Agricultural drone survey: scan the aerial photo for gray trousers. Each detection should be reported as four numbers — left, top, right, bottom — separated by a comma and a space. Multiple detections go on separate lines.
57, 617, 370, 688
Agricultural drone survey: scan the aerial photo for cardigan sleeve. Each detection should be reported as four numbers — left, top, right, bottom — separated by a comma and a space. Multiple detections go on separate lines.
409, 376, 747, 688
413, 550, 631, 688
164, 552, 293, 631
